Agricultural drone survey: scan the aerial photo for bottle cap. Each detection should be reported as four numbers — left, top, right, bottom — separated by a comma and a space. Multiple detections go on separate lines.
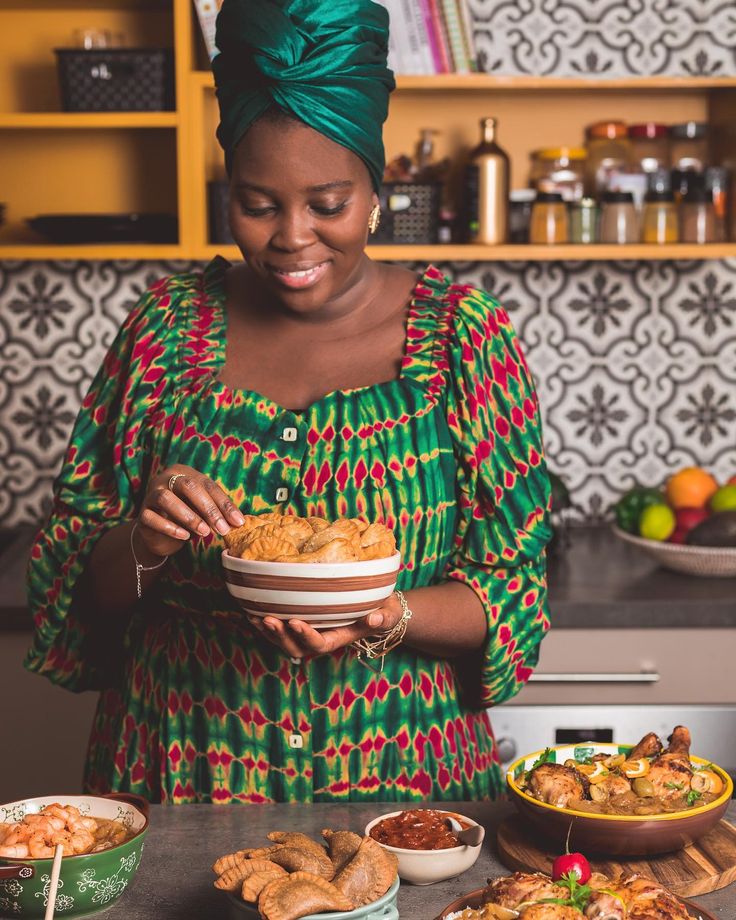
537, 146, 587, 160
509, 188, 537, 202
587, 121, 628, 140
670, 122, 707, 140
534, 191, 564, 203
628, 123, 668, 139
601, 190, 635, 203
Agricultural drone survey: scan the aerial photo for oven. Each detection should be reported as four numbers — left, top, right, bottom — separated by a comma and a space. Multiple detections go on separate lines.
491, 628, 736, 779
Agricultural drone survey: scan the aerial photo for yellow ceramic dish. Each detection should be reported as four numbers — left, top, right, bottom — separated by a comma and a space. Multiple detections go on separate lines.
506, 742, 732, 856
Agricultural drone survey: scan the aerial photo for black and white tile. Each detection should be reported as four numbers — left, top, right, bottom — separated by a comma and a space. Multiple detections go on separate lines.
2, 257, 736, 526
468, 0, 736, 77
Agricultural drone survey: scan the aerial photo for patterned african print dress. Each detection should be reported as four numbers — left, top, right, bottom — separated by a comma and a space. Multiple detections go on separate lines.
26, 260, 551, 804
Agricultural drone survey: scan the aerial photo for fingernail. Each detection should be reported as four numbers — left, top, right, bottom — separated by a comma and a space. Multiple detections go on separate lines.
233, 510, 245, 525
216, 519, 230, 535
290, 623, 302, 634
198, 523, 210, 536
368, 613, 383, 628
176, 528, 189, 540
265, 621, 278, 632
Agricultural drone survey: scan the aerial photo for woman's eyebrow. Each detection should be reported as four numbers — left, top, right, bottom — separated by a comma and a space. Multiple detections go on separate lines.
233, 180, 354, 193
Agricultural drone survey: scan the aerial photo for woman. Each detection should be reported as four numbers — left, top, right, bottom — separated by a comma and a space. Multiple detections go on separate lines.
26, 0, 551, 803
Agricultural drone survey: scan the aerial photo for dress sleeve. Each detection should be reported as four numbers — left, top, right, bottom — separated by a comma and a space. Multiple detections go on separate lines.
444, 285, 552, 708
25, 277, 180, 691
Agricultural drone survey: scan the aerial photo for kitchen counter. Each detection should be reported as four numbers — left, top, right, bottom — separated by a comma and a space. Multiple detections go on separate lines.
96, 800, 736, 918
2, 524, 734, 631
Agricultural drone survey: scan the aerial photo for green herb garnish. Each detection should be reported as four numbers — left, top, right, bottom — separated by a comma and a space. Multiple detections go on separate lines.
530, 747, 555, 770
538, 872, 592, 911
665, 782, 684, 790
687, 789, 703, 806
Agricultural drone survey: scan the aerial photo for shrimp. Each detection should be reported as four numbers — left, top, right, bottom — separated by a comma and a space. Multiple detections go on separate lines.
28, 833, 56, 859
67, 828, 95, 854
0, 843, 30, 858
41, 804, 72, 823
79, 817, 98, 832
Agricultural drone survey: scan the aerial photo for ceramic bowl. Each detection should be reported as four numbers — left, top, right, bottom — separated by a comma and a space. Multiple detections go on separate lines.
364, 811, 482, 886
507, 742, 733, 857
0, 793, 148, 918
224, 876, 400, 920
435, 887, 715, 920
222, 551, 401, 628
613, 526, 736, 577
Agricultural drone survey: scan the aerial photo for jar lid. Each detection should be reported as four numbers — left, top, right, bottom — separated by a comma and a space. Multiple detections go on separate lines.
510, 188, 537, 202
534, 191, 564, 203
670, 121, 708, 140
628, 123, 668, 139
644, 190, 674, 203
571, 197, 598, 209
537, 146, 587, 160
587, 121, 628, 140
601, 190, 635, 203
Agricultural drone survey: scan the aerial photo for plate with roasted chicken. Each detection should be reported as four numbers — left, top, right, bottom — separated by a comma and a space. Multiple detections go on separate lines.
435, 870, 716, 920
506, 726, 732, 856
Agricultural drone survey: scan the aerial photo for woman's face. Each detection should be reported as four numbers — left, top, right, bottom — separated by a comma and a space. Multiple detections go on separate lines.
228, 117, 378, 316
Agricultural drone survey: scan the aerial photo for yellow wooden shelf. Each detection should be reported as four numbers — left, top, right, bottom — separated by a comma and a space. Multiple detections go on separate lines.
193, 243, 736, 263
190, 71, 736, 93
0, 112, 178, 129
0, 244, 185, 259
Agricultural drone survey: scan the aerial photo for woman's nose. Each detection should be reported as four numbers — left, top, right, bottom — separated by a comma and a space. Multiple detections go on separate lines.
270, 209, 315, 251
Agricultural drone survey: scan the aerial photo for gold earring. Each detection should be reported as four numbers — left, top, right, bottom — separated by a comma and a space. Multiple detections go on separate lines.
368, 205, 381, 234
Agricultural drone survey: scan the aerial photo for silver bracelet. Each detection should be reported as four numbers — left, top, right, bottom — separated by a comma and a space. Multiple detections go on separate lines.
130, 522, 167, 599
351, 590, 413, 672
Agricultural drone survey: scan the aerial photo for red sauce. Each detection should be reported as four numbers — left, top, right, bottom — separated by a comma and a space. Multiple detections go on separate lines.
369, 809, 471, 850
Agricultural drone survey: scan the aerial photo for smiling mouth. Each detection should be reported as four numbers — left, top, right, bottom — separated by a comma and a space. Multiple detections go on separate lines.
268, 262, 330, 289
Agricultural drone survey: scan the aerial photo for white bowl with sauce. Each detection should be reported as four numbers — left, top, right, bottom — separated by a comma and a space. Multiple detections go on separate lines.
364, 809, 483, 885
0, 793, 148, 917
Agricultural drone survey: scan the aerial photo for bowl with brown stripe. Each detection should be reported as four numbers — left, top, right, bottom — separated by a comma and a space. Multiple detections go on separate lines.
221, 552, 402, 628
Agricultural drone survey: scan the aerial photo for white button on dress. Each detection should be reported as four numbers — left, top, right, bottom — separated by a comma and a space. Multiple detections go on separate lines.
288, 733, 303, 749
275, 487, 289, 502
282, 427, 298, 442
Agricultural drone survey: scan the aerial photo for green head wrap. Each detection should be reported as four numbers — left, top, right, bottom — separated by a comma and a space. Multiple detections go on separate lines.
213, 0, 395, 191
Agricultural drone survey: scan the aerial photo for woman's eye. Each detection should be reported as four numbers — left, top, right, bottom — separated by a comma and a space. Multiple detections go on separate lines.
312, 202, 348, 216
241, 205, 276, 217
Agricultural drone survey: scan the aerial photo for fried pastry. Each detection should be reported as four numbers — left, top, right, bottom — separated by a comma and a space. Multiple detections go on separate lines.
275, 538, 358, 564
268, 845, 334, 879
360, 522, 396, 551
241, 533, 298, 561
350, 518, 369, 533
321, 829, 363, 876
331, 836, 397, 907
212, 849, 270, 875
307, 516, 330, 532
359, 540, 395, 561
258, 871, 353, 920
267, 831, 332, 865
214, 858, 285, 891
302, 520, 362, 555
277, 517, 314, 550
241, 867, 288, 902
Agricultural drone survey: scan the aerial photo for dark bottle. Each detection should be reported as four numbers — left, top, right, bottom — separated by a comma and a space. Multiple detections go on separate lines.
465, 117, 510, 244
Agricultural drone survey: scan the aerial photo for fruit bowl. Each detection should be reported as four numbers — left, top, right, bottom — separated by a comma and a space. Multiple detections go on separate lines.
222, 551, 402, 628
612, 527, 736, 577
506, 742, 733, 857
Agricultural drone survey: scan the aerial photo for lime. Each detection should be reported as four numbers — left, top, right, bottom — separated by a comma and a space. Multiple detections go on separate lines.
710, 484, 736, 513
639, 503, 676, 541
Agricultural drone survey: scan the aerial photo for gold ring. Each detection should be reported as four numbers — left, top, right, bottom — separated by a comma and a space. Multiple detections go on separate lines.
168, 473, 185, 493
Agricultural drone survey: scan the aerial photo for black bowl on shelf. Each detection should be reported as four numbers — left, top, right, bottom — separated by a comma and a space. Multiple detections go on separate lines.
26, 213, 178, 244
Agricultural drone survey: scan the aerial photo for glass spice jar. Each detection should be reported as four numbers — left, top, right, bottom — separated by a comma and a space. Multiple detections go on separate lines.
680, 186, 716, 244
529, 191, 569, 244
508, 189, 536, 243
569, 198, 599, 244
599, 190, 639, 244
628, 123, 669, 174
705, 166, 729, 242
642, 191, 679, 244
584, 121, 632, 197
534, 146, 587, 202
670, 122, 709, 172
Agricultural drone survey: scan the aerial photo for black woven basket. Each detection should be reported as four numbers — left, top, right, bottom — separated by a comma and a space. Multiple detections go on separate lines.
370, 182, 441, 245
55, 48, 175, 112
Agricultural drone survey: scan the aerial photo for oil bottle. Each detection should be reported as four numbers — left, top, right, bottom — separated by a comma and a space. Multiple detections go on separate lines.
465, 117, 509, 244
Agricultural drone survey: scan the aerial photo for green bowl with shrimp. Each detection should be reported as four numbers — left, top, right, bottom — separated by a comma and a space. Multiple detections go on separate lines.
0, 793, 148, 918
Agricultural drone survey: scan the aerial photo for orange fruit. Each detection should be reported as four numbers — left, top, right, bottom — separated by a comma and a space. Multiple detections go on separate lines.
622, 758, 650, 778
691, 770, 724, 796
665, 467, 718, 509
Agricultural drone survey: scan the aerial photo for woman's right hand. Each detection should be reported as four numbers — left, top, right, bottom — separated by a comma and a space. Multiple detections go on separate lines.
135, 465, 245, 560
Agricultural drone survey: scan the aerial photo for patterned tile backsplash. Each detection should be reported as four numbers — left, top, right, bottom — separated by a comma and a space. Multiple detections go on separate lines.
1, 258, 735, 527
468, 0, 736, 77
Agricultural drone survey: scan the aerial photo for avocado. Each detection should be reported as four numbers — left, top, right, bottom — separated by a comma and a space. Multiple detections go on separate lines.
685, 511, 736, 547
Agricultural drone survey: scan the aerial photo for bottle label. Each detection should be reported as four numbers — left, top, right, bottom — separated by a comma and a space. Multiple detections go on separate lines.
465, 164, 479, 238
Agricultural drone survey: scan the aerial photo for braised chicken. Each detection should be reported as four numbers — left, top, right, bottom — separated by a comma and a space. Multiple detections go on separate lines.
628, 732, 663, 760
647, 726, 693, 799
482, 872, 567, 908
585, 873, 689, 920
525, 764, 588, 808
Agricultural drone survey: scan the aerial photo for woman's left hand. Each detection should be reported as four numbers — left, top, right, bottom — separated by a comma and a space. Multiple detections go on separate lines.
247, 593, 404, 659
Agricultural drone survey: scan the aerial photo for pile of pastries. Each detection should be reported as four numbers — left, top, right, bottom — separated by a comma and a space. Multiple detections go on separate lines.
212, 829, 398, 920
223, 512, 397, 563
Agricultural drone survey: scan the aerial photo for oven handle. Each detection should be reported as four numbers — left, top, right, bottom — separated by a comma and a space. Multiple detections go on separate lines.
529, 672, 660, 683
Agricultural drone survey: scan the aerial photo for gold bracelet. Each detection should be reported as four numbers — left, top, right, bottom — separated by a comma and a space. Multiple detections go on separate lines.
351, 590, 413, 672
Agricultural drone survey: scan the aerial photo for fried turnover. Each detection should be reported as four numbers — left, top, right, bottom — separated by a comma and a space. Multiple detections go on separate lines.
213, 858, 285, 891
267, 845, 335, 879
331, 836, 398, 907
225, 511, 397, 562
267, 831, 333, 864
212, 849, 251, 875
241, 868, 288, 902
258, 871, 353, 920
321, 829, 363, 876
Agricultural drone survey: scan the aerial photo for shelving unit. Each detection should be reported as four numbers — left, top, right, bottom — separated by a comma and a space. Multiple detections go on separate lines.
1, 0, 735, 261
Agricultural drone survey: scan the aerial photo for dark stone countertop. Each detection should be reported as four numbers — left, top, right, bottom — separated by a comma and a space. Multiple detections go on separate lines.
2, 524, 734, 631
93, 800, 736, 918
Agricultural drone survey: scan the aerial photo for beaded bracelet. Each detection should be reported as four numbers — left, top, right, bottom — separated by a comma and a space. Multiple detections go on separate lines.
130, 522, 168, 599
351, 590, 413, 672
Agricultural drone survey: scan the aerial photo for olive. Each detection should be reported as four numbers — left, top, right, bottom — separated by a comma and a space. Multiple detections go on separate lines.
589, 784, 608, 803
633, 777, 655, 798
